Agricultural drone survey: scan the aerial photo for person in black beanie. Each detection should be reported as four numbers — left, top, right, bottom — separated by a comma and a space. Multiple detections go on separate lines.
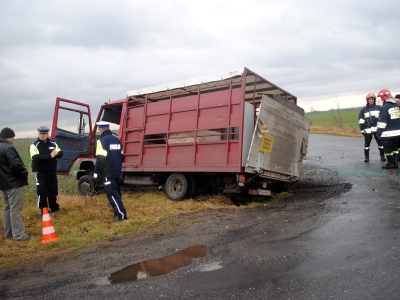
0, 127, 30, 241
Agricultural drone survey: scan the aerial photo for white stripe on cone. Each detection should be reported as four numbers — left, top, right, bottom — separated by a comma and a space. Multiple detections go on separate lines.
43, 227, 56, 235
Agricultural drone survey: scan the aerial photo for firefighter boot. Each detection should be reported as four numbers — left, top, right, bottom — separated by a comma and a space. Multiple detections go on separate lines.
382, 155, 394, 169
364, 149, 369, 162
379, 148, 386, 161
394, 154, 399, 169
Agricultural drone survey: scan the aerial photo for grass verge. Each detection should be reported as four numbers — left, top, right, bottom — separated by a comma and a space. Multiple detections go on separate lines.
0, 187, 287, 269
310, 125, 361, 137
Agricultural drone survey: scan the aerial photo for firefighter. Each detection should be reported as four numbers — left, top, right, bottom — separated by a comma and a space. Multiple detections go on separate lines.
358, 93, 385, 162
29, 126, 63, 214
93, 121, 127, 222
376, 89, 400, 169
396, 94, 400, 157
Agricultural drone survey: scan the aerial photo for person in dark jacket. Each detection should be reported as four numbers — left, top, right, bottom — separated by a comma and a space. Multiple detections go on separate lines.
376, 89, 400, 169
94, 121, 127, 222
358, 93, 385, 162
29, 126, 63, 214
0, 127, 30, 241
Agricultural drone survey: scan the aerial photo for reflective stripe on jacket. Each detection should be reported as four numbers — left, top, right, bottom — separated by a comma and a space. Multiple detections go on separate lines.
94, 130, 123, 179
29, 138, 63, 172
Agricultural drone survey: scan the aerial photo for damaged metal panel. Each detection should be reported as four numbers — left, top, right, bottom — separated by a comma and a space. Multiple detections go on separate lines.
245, 95, 310, 181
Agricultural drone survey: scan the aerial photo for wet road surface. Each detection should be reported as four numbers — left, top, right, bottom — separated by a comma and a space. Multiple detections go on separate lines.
1, 134, 399, 299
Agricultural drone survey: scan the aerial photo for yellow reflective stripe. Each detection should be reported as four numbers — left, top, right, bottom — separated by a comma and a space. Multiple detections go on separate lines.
381, 130, 400, 137
377, 122, 386, 129
29, 144, 39, 158
55, 143, 62, 152
95, 140, 107, 157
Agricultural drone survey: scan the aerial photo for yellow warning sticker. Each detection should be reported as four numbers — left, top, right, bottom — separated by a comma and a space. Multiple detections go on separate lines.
259, 135, 274, 154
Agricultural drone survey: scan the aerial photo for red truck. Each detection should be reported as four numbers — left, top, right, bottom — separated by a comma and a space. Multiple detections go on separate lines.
51, 67, 310, 201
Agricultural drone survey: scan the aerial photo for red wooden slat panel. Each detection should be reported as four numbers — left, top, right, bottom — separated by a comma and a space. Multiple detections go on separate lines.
198, 106, 229, 129
166, 145, 194, 166
170, 95, 198, 112
142, 146, 166, 166
146, 100, 170, 116
199, 89, 232, 109
229, 104, 242, 127
127, 106, 145, 127
124, 153, 140, 166
144, 114, 169, 134
227, 142, 239, 165
195, 143, 228, 165
169, 110, 198, 132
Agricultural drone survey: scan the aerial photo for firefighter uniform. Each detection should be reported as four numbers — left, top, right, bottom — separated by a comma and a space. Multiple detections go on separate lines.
94, 122, 127, 221
376, 89, 400, 169
29, 126, 63, 212
358, 93, 385, 162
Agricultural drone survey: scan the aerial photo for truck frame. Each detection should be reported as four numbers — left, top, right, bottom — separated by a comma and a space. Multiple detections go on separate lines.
51, 67, 310, 201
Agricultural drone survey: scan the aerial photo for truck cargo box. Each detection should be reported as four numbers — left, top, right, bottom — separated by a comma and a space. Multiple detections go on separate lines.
52, 67, 310, 201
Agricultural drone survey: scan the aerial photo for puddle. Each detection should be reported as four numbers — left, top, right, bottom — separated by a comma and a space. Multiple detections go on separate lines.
95, 245, 207, 285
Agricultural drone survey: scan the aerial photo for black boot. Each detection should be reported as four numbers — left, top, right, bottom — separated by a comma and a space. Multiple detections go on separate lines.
379, 148, 386, 161
394, 154, 399, 169
364, 149, 369, 162
382, 155, 394, 169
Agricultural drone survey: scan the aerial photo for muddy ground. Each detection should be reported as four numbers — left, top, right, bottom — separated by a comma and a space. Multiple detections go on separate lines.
1, 134, 399, 299
0, 162, 351, 299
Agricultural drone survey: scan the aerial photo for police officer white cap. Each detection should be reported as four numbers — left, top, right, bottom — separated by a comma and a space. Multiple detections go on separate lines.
96, 121, 110, 129
37, 126, 50, 133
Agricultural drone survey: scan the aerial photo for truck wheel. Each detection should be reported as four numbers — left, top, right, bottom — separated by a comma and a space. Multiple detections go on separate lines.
78, 175, 96, 196
165, 173, 190, 201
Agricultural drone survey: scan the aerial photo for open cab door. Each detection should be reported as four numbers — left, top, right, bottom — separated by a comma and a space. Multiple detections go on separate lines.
51, 97, 93, 174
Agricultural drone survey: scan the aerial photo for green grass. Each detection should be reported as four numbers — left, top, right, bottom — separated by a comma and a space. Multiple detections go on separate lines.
306, 108, 362, 136
306, 108, 361, 127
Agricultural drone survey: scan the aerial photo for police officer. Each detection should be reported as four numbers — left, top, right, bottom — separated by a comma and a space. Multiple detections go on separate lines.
376, 89, 400, 169
29, 126, 63, 213
358, 93, 385, 162
93, 121, 127, 222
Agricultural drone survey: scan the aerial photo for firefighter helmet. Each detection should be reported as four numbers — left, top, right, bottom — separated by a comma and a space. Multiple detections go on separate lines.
377, 89, 392, 101
365, 93, 376, 100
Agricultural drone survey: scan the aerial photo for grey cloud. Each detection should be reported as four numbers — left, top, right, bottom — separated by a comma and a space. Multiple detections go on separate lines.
1, 0, 400, 137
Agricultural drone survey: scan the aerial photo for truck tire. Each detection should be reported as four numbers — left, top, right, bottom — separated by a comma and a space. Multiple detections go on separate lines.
165, 173, 190, 201
78, 175, 96, 196
187, 173, 199, 199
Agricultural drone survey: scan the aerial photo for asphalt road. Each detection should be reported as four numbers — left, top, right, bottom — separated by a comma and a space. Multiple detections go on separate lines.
1, 134, 399, 299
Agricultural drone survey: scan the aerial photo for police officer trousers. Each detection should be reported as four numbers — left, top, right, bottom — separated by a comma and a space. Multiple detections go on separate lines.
35, 171, 59, 211
103, 177, 127, 220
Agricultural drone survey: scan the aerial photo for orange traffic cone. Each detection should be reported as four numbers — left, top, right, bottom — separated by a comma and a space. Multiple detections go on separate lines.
41, 208, 59, 244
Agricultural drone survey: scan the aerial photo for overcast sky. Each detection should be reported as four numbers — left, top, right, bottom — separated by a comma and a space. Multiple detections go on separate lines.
1, 0, 400, 137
